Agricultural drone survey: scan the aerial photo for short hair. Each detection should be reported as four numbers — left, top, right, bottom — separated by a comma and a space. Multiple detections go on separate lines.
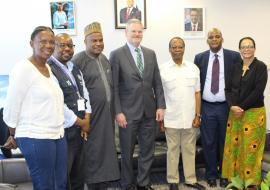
126, 19, 143, 29
30, 26, 54, 41
239, 36, 256, 49
169, 37, 185, 49
190, 8, 198, 13
207, 28, 222, 38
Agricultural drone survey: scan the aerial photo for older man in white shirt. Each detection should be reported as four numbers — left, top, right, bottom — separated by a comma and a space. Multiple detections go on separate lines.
160, 37, 205, 190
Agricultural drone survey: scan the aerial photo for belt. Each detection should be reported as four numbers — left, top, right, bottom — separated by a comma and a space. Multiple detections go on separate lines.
202, 100, 226, 105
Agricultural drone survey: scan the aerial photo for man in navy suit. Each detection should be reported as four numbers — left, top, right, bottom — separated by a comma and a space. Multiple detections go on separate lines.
120, 0, 141, 23
110, 19, 166, 190
194, 28, 241, 188
185, 8, 203, 31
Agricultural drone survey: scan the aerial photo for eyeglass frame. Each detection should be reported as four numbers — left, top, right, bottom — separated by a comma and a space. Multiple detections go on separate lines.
55, 43, 75, 49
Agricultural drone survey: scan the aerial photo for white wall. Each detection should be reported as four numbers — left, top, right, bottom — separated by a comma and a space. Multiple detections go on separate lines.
1, 0, 270, 128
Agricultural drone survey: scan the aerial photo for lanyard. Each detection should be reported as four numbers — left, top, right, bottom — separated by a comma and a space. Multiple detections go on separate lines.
51, 57, 80, 96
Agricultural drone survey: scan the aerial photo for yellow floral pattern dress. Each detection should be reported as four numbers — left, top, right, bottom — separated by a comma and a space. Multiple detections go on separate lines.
222, 107, 266, 185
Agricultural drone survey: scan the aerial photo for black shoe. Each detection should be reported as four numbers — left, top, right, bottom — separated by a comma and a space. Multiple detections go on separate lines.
207, 179, 217, 187
137, 185, 154, 190
169, 183, 179, 190
220, 178, 229, 188
185, 183, 206, 190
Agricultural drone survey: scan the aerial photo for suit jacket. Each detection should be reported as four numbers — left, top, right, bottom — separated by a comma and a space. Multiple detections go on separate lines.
120, 7, 141, 23
109, 44, 166, 121
185, 22, 203, 31
194, 48, 242, 95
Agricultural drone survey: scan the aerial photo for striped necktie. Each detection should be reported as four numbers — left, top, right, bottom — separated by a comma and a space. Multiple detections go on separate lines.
135, 48, 144, 76
211, 54, 220, 94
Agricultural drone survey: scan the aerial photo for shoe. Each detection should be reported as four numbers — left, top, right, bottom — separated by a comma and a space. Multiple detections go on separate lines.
207, 179, 217, 187
185, 182, 206, 190
123, 184, 136, 190
169, 183, 179, 190
137, 185, 154, 190
220, 178, 229, 188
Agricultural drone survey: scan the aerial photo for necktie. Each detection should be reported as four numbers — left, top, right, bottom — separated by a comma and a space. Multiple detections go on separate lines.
135, 48, 144, 76
192, 24, 196, 31
125, 8, 130, 21
211, 54, 219, 94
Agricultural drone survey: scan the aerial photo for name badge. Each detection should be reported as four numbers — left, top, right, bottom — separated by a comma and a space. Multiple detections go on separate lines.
77, 99, 85, 111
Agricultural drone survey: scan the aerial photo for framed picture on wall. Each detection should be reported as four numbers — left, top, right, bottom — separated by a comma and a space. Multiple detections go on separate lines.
0, 75, 9, 108
50, 1, 76, 35
114, 0, 146, 29
183, 8, 205, 38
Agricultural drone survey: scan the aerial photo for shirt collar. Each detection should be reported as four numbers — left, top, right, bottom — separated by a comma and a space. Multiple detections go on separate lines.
168, 59, 188, 67
210, 48, 223, 58
50, 56, 74, 71
127, 42, 142, 52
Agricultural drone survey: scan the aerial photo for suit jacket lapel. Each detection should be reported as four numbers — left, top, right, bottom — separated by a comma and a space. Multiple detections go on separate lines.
123, 44, 142, 78
223, 49, 230, 85
141, 47, 148, 78
202, 51, 210, 85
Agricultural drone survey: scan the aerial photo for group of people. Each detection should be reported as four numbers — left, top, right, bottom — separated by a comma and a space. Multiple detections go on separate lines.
2, 18, 267, 190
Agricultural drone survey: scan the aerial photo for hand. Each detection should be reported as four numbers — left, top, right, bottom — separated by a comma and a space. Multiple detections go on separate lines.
75, 114, 90, 133
3, 136, 17, 149
156, 109, 165, 122
81, 131, 88, 141
159, 120, 165, 132
192, 116, 201, 128
116, 113, 127, 128
230, 106, 244, 119
80, 118, 90, 133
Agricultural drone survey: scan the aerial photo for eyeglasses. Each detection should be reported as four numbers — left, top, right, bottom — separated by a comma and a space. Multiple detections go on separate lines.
56, 43, 75, 49
240, 45, 254, 50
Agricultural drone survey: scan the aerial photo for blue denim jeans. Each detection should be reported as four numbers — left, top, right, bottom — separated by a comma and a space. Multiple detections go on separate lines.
16, 137, 67, 190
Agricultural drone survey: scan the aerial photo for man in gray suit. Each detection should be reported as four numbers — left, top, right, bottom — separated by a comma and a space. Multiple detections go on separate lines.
110, 19, 166, 190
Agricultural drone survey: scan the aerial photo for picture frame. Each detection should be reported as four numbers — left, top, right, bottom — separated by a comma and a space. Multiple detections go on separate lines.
114, 0, 146, 29
0, 75, 9, 108
183, 8, 205, 39
50, 1, 76, 35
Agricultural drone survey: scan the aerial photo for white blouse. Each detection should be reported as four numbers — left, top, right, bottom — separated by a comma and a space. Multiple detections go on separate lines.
3, 59, 64, 139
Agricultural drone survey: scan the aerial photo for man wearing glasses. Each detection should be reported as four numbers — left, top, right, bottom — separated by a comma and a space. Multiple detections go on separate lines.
48, 33, 91, 190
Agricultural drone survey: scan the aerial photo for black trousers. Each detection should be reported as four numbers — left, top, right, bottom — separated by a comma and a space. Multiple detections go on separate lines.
65, 126, 84, 190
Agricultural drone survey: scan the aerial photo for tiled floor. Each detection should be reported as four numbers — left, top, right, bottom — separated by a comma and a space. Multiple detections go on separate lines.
149, 168, 226, 190
108, 168, 227, 190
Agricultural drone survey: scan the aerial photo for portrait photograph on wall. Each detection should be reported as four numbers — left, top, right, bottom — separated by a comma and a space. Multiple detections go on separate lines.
0, 75, 9, 108
50, 1, 76, 35
183, 8, 205, 38
114, 0, 146, 29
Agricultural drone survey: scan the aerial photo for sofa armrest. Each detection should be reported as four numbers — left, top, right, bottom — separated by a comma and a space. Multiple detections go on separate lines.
0, 158, 31, 184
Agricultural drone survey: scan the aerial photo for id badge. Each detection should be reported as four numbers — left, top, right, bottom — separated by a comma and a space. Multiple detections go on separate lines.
77, 99, 85, 111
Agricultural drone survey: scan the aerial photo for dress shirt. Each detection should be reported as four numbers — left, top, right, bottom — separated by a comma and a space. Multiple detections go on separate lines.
53, 11, 67, 28
202, 48, 226, 102
50, 56, 92, 128
3, 59, 64, 139
160, 59, 200, 129
126, 42, 145, 69
192, 23, 198, 31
